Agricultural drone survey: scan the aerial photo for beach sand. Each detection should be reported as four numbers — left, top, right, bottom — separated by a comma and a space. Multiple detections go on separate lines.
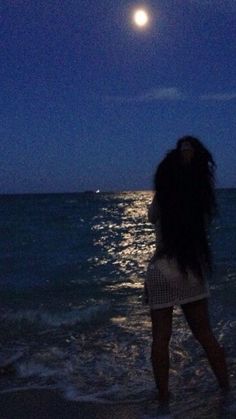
0, 389, 141, 419
1, 388, 235, 418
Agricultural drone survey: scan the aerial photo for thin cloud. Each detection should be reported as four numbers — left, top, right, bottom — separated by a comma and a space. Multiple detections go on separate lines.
105, 87, 186, 103
104, 88, 236, 104
200, 92, 236, 101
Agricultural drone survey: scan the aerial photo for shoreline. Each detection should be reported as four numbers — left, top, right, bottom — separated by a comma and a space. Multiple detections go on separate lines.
0, 386, 234, 418
0, 388, 141, 419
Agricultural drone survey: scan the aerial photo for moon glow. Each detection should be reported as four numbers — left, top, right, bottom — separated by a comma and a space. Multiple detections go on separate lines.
133, 9, 149, 27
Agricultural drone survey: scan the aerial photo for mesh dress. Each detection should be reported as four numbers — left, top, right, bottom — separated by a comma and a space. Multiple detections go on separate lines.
143, 196, 210, 309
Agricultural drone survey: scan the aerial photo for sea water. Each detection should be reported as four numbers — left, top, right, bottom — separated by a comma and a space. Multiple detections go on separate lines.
0, 190, 235, 416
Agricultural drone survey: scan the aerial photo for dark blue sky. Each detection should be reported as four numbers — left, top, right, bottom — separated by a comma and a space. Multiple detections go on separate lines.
1, 0, 236, 193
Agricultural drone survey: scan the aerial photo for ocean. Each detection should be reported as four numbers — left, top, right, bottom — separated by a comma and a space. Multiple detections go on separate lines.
0, 190, 235, 417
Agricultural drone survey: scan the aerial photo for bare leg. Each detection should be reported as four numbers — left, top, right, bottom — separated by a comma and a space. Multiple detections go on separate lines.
150, 306, 173, 405
181, 298, 230, 391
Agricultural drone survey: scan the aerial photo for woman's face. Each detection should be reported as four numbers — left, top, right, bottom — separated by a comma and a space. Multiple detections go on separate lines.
180, 141, 194, 164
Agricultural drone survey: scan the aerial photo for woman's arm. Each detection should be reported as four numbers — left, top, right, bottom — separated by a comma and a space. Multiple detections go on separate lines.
148, 193, 160, 224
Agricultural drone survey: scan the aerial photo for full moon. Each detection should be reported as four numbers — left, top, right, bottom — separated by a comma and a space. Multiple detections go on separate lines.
133, 9, 149, 27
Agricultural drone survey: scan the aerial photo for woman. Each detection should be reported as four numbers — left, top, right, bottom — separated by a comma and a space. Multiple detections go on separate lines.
144, 136, 229, 414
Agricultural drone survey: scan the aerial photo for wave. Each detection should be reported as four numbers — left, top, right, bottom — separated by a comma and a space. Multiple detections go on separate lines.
17, 361, 58, 378
2, 303, 111, 329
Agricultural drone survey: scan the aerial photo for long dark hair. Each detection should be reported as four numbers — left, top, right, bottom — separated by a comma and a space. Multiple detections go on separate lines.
154, 136, 217, 279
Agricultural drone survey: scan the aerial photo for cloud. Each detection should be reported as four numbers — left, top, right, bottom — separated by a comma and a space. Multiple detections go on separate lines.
103, 88, 236, 104
105, 87, 186, 103
104, 87, 236, 104
200, 92, 236, 101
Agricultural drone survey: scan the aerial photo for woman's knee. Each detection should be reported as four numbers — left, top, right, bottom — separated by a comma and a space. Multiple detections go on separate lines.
152, 335, 171, 356
151, 308, 173, 335
182, 298, 213, 341
192, 327, 215, 346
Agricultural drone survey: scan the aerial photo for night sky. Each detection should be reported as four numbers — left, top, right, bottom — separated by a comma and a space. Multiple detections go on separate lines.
1, 0, 236, 193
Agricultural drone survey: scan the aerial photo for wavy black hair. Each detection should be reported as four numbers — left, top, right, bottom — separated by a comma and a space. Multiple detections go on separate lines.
154, 136, 217, 279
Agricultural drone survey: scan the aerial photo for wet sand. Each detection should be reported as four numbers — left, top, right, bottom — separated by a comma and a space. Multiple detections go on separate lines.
1, 387, 235, 418
0, 389, 141, 419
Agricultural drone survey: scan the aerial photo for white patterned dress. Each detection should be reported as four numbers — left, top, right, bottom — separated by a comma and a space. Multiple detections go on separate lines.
143, 195, 210, 309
